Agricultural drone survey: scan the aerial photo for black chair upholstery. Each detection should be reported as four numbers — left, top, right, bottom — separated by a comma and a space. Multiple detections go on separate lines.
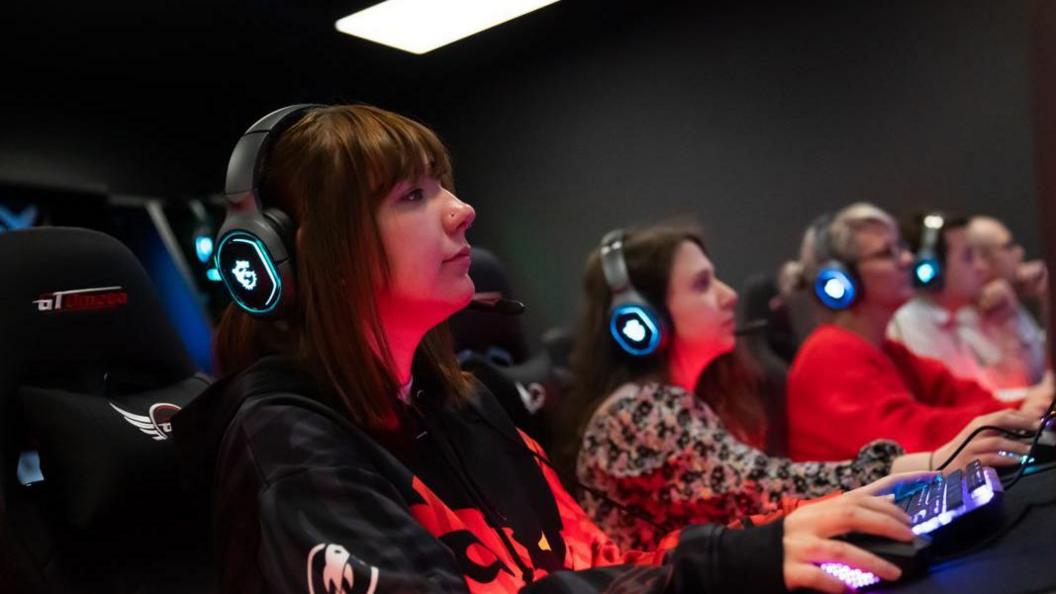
0, 227, 214, 593
740, 273, 792, 456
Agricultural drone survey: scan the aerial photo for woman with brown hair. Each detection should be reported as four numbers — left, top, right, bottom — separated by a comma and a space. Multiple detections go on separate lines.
177, 105, 938, 594
563, 223, 1038, 551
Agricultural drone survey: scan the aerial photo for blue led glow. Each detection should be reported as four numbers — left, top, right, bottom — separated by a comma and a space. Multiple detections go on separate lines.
814, 268, 856, 310
915, 262, 937, 284
195, 235, 214, 263
0, 204, 38, 232
215, 232, 283, 314
206, 268, 222, 282
610, 304, 661, 356
17, 450, 44, 486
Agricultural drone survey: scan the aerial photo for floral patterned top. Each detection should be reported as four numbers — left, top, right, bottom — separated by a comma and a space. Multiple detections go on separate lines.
576, 382, 904, 550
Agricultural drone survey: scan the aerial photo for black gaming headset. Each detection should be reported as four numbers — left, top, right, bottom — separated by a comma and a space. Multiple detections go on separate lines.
214, 104, 323, 317
600, 229, 665, 356
810, 213, 861, 311
911, 212, 946, 290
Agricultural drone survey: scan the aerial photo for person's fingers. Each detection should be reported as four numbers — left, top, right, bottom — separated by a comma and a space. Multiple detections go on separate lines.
854, 471, 937, 497
976, 454, 1019, 468
975, 436, 1032, 456
848, 494, 913, 525
785, 562, 847, 594
982, 410, 1042, 432
817, 501, 914, 541
804, 537, 903, 581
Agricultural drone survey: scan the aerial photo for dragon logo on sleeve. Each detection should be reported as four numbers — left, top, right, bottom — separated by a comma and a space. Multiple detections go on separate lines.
307, 544, 379, 594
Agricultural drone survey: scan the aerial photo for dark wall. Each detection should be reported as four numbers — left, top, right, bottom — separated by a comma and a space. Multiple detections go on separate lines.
430, 1, 1038, 339
3, 0, 1040, 343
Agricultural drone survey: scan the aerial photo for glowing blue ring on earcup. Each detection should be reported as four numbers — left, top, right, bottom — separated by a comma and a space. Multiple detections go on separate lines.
215, 231, 284, 315
913, 257, 941, 288
609, 304, 663, 356
814, 267, 857, 310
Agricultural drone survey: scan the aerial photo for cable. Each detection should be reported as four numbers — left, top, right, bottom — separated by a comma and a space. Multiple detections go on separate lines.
935, 425, 1038, 471
932, 409, 1056, 493
1001, 414, 1054, 490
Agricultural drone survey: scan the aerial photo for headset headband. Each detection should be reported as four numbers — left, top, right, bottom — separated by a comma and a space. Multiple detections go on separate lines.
600, 229, 632, 294
224, 104, 323, 210
214, 104, 323, 317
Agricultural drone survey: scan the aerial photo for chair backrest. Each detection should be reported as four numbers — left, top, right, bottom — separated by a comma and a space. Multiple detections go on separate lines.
0, 227, 215, 593
449, 247, 529, 366
740, 273, 794, 455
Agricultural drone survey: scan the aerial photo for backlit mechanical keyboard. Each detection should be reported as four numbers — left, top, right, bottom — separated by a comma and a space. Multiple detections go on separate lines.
819, 460, 1002, 590
895, 459, 1003, 535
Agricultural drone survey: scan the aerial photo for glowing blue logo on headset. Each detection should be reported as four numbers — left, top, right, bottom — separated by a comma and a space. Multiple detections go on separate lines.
610, 304, 661, 356
232, 260, 258, 290
814, 268, 857, 310
622, 318, 647, 343
914, 260, 938, 285
215, 232, 283, 314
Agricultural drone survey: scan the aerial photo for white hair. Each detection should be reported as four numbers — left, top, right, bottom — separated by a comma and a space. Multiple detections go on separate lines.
800, 202, 897, 279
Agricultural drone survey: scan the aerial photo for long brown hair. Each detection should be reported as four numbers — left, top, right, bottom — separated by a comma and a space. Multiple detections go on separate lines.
215, 105, 470, 430
557, 223, 766, 475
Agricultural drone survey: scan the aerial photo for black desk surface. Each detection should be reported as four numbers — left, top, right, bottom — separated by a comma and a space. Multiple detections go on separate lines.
876, 463, 1056, 594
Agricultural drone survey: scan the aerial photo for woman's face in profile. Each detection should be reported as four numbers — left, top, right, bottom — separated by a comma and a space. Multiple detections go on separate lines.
374, 174, 477, 326
854, 223, 914, 311
664, 240, 739, 362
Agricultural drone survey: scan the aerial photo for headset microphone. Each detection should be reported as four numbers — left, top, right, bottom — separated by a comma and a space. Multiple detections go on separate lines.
734, 319, 769, 336
466, 298, 527, 316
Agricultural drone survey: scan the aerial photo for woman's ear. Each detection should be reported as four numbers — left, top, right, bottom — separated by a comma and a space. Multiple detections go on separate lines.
296, 225, 305, 251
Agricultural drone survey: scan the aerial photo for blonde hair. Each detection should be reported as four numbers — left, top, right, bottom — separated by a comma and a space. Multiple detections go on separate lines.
800, 202, 897, 279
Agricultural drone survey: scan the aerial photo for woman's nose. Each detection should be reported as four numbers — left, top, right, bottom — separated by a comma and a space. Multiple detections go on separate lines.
444, 192, 475, 234
721, 282, 739, 309
898, 249, 913, 268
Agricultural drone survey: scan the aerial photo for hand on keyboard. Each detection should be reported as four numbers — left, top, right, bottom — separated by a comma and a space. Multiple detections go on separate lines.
849, 470, 938, 498
784, 487, 914, 593
933, 409, 1040, 470
893, 460, 1003, 535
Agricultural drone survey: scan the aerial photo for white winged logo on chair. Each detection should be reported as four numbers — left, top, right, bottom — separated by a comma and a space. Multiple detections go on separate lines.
109, 402, 182, 440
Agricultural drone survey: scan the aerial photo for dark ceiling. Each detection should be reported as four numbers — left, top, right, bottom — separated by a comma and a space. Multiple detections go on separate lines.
5, 0, 678, 193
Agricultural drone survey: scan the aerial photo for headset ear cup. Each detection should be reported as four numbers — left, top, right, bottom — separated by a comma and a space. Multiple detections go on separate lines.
813, 261, 859, 310
262, 207, 297, 313
262, 208, 296, 252
609, 297, 665, 356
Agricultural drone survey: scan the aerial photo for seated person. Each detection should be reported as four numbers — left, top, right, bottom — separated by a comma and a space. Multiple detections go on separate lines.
787, 203, 1049, 462
174, 105, 928, 594
561, 222, 1033, 551
887, 212, 1049, 402
962, 215, 1049, 390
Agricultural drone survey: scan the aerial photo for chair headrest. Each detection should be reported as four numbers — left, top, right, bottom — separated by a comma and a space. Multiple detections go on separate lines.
450, 247, 528, 365
0, 227, 195, 393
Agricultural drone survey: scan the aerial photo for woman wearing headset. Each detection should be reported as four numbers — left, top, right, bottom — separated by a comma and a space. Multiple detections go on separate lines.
179, 105, 936, 594
562, 222, 1039, 551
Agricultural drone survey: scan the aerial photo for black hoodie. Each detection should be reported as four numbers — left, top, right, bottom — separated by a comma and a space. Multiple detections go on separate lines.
174, 356, 785, 594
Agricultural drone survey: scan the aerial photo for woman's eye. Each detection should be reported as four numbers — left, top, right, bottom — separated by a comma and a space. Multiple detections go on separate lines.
397, 188, 422, 205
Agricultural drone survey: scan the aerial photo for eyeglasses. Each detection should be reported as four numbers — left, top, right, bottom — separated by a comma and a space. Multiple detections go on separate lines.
1000, 238, 1021, 252
857, 241, 909, 264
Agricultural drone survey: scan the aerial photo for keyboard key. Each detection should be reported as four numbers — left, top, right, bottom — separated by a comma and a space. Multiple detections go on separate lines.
967, 462, 986, 492
945, 470, 964, 511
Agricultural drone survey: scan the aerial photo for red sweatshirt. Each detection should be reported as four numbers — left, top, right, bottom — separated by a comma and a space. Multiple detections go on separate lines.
787, 324, 1010, 461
